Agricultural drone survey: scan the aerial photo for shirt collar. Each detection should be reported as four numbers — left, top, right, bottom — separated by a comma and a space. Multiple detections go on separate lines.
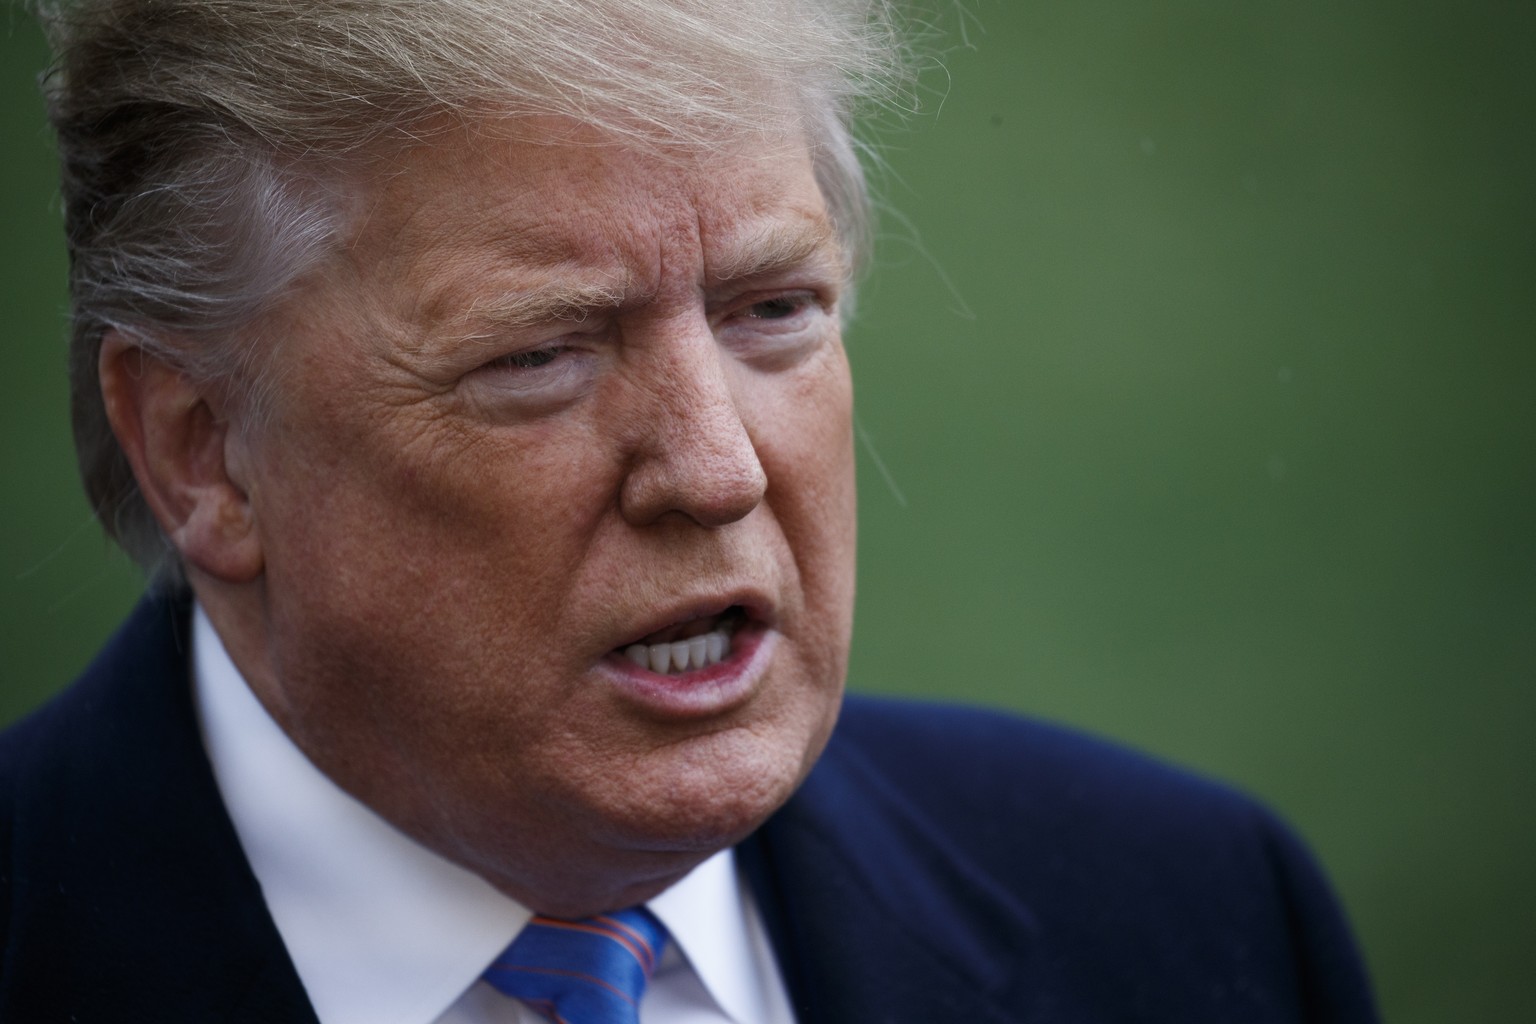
192, 603, 770, 1024
649, 846, 777, 1024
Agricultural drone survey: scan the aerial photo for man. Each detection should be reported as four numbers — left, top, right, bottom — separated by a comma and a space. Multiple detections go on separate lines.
1, 1, 1377, 1021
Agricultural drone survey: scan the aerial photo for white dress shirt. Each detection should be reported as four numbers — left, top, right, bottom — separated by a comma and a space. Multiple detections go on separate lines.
191, 605, 796, 1024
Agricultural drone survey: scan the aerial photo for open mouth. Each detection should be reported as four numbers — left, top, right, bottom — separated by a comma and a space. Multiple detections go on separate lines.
615, 605, 748, 676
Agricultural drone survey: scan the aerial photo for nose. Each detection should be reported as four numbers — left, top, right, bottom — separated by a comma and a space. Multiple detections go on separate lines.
618, 323, 768, 528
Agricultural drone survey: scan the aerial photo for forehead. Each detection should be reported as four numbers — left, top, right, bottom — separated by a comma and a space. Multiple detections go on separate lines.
343, 126, 843, 318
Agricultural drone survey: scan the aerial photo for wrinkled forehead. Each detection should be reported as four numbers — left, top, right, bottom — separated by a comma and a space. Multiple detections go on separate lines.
340, 123, 847, 309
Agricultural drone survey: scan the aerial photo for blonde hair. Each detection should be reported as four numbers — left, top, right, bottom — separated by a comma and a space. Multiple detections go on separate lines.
37, 0, 908, 584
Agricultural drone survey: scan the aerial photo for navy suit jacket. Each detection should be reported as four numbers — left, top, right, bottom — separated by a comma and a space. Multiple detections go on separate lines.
0, 595, 1378, 1022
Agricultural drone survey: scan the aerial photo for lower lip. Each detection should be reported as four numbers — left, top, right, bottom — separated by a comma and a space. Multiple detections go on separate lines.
598, 620, 777, 719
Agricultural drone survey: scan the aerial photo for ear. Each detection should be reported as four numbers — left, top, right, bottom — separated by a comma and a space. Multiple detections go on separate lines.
99, 331, 264, 583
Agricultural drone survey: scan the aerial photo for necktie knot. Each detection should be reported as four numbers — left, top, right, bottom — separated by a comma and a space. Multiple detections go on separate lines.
483, 907, 669, 1024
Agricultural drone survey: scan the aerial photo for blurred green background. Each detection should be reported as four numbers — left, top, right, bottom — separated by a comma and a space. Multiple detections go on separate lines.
3, 1, 1532, 1019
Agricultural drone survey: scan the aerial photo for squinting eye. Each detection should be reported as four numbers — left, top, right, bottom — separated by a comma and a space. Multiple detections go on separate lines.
743, 296, 809, 320
466, 342, 597, 413
498, 348, 561, 369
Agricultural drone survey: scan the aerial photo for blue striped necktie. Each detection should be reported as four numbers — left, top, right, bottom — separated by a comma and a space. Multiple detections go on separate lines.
483, 907, 669, 1024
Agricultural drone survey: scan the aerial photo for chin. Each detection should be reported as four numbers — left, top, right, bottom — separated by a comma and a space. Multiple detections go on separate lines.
602, 720, 827, 854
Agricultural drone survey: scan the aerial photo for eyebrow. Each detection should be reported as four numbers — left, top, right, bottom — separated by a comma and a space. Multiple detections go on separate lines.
439, 216, 845, 343
709, 218, 847, 286
451, 280, 628, 337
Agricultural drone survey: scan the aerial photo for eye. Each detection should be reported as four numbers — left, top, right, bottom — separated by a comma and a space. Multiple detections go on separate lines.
717, 289, 835, 370
491, 347, 563, 370
478, 344, 583, 385
743, 295, 811, 321
464, 342, 599, 416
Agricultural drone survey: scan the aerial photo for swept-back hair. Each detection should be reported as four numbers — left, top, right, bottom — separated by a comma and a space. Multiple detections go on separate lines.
36, 0, 908, 584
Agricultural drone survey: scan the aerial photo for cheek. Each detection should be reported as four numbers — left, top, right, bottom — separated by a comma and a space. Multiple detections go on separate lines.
753, 346, 858, 645
785, 345, 857, 538
261, 398, 606, 565
249, 406, 622, 717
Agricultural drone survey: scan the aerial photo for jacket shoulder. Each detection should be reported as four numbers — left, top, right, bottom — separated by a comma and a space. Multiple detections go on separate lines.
827, 694, 1334, 902
832, 694, 1259, 834
0, 595, 318, 1022
818, 695, 1379, 1022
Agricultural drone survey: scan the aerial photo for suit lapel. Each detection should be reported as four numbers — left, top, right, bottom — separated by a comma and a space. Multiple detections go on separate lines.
3, 595, 318, 1023
739, 705, 1044, 1024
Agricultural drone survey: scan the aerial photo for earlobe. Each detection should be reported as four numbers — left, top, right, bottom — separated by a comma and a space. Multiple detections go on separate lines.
98, 331, 264, 583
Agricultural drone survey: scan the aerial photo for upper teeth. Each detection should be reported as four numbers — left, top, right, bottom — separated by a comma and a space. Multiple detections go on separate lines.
625, 629, 730, 675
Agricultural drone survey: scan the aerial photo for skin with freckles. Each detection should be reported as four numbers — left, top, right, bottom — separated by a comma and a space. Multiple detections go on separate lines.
153, 125, 858, 917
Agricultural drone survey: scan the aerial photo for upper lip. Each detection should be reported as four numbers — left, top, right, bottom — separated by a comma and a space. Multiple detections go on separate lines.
611, 587, 776, 650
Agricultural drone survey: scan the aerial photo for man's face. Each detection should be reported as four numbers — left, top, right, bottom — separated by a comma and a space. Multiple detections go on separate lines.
232, 126, 856, 914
